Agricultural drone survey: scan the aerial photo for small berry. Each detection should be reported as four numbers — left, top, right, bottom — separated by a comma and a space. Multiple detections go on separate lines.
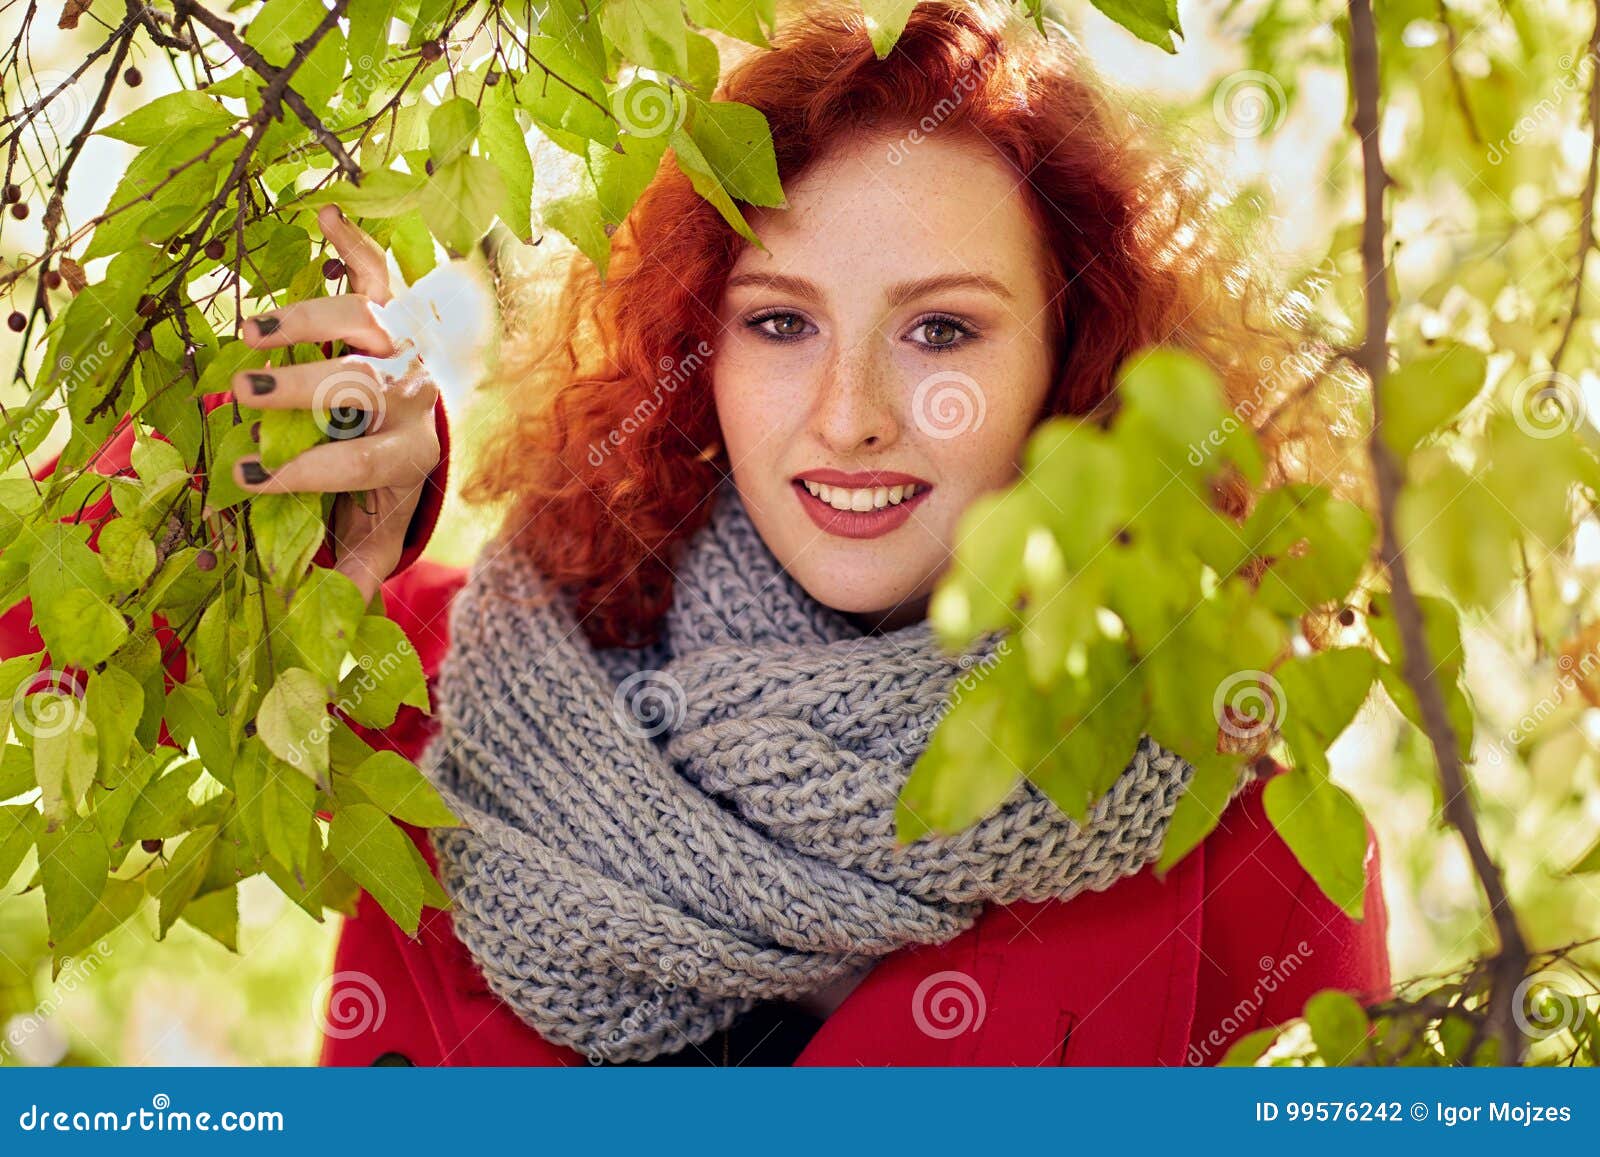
195, 548, 217, 572
420, 39, 444, 62
204, 239, 226, 261
43, 269, 61, 290
9, 202, 27, 220
124, 67, 143, 87
136, 293, 159, 317
7, 311, 25, 332
485, 70, 501, 86
244, 720, 257, 738
2, 183, 18, 203
141, 838, 163, 854
1337, 607, 1356, 627
424, 158, 434, 176
134, 330, 153, 351
322, 257, 345, 280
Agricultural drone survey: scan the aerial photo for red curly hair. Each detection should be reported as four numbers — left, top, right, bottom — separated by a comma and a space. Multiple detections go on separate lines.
464, 0, 1352, 648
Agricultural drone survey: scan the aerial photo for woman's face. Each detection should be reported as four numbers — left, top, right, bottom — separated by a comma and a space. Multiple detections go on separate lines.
712, 129, 1059, 630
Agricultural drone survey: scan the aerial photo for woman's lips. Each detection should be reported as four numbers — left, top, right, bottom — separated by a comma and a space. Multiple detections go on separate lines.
791, 477, 931, 539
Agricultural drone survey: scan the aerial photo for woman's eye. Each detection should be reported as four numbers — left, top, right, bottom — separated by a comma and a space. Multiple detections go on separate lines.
910, 316, 974, 350
751, 312, 811, 340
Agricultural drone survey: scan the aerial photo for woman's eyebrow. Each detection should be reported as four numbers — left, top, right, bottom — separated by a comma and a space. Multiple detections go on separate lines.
722, 270, 1015, 305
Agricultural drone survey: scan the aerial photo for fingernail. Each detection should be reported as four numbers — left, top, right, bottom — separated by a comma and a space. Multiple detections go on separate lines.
242, 461, 270, 484
335, 205, 347, 222
247, 373, 275, 396
248, 420, 260, 442
250, 315, 280, 336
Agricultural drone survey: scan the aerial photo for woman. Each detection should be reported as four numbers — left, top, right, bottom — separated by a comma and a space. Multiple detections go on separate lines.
12, 0, 1390, 1065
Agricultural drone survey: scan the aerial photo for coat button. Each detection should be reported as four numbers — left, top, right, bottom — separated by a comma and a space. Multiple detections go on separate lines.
370, 1051, 414, 1066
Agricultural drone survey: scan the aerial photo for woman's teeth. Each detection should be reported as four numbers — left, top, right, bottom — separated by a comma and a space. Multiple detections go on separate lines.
801, 480, 919, 511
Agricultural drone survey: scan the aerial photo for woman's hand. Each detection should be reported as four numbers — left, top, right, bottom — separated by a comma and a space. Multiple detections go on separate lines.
230, 203, 442, 606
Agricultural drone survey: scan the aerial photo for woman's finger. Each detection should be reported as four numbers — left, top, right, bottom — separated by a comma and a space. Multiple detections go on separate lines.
229, 354, 436, 428
241, 294, 399, 354
232, 426, 438, 495
316, 204, 393, 306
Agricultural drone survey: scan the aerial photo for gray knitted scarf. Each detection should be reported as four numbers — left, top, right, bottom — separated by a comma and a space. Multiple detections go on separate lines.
418, 478, 1209, 1063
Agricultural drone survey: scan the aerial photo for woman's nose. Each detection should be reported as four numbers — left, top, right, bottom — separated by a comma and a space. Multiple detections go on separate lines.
809, 340, 901, 453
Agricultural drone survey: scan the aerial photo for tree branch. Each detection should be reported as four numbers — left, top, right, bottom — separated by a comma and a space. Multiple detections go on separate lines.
1346, 0, 1531, 1065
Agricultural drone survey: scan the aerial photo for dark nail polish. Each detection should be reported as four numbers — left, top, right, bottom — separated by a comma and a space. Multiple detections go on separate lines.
248, 373, 275, 396
251, 315, 281, 336
248, 420, 260, 442
242, 461, 270, 484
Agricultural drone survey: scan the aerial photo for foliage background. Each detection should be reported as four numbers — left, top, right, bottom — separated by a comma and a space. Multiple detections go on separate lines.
0, 0, 1597, 1063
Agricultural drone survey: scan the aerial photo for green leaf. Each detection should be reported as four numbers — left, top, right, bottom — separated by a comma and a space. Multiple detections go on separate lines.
85, 666, 143, 782
896, 647, 1035, 839
0, 804, 40, 889
158, 825, 217, 937
516, 37, 617, 149
543, 187, 612, 278
99, 92, 237, 145
1263, 770, 1369, 919
428, 98, 479, 166
589, 135, 667, 227
600, 0, 690, 74
38, 811, 109, 945
328, 803, 425, 935
50, 877, 143, 973
32, 697, 97, 820
1088, 0, 1184, 52
337, 612, 430, 727
180, 884, 239, 951
685, 0, 774, 46
96, 519, 157, 591
419, 155, 507, 255
339, 749, 458, 826
250, 492, 325, 594
282, 568, 366, 687
1303, 988, 1372, 1064
1217, 1025, 1281, 1066
1379, 345, 1488, 460
860, 0, 920, 58
258, 667, 330, 782
669, 126, 763, 245
480, 86, 535, 242
687, 99, 785, 208
307, 169, 428, 218
1275, 648, 1378, 776
120, 756, 206, 842
1155, 753, 1241, 874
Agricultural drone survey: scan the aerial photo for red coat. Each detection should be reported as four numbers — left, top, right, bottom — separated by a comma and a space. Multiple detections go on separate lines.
4, 395, 1392, 1067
